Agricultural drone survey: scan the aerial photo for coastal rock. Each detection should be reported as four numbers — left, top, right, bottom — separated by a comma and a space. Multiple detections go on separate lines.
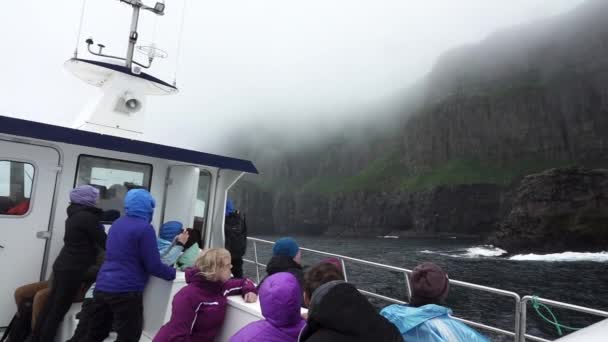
489, 167, 608, 253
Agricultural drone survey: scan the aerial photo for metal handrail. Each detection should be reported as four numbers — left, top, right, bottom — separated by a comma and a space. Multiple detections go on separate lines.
243, 236, 522, 341
520, 296, 608, 342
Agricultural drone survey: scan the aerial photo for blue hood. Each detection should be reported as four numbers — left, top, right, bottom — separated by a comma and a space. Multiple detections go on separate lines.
225, 199, 235, 216
380, 304, 490, 342
159, 221, 183, 241
124, 189, 155, 222
382, 304, 449, 333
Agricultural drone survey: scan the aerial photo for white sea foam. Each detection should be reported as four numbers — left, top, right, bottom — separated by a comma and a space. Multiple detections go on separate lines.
420, 245, 506, 258
509, 251, 608, 262
462, 246, 508, 257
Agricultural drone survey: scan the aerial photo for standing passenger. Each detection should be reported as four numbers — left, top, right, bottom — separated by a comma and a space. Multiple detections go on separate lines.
380, 262, 490, 342
84, 189, 176, 342
31, 185, 106, 342
224, 200, 247, 278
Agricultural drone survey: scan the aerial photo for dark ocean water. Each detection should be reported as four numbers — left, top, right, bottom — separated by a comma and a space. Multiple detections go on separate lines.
242, 236, 608, 341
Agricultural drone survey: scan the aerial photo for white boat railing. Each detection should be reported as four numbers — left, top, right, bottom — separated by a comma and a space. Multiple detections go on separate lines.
242, 237, 608, 342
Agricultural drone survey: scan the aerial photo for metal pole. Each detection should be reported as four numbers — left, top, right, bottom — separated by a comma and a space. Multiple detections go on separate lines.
404, 272, 412, 300
126, 4, 141, 69
253, 240, 260, 284
514, 298, 522, 342
340, 258, 348, 282
519, 299, 527, 342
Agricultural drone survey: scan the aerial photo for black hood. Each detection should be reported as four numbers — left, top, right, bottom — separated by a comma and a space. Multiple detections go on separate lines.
266, 255, 302, 275
300, 281, 401, 342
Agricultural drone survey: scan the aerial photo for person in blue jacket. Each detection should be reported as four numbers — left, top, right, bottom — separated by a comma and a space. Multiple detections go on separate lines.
84, 189, 176, 342
380, 262, 489, 342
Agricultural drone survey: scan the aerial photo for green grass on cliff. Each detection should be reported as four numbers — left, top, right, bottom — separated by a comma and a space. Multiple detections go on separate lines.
298, 158, 574, 194
398, 159, 574, 190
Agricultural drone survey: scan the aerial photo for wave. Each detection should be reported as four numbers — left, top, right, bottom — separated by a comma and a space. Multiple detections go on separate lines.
420, 245, 507, 258
464, 246, 507, 257
509, 251, 608, 262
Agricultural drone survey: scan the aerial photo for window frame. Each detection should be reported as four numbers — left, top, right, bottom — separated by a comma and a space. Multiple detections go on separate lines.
73, 154, 154, 220
0, 159, 37, 218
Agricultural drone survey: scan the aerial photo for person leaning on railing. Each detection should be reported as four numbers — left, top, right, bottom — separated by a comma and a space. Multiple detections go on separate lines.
380, 262, 490, 342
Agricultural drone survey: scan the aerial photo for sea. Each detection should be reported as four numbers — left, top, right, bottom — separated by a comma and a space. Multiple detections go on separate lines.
242, 235, 608, 341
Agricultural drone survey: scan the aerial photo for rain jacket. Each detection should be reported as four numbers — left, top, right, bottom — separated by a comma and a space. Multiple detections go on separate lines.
95, 190, 176, 293
230, 272, 305, 342
380, 304, 490, 342
299, 281, 402, 342
153, 268, 257, 342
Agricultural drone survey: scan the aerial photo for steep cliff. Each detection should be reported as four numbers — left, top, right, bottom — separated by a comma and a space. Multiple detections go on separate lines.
230, 0, 608, 241
489, 167, 608, 253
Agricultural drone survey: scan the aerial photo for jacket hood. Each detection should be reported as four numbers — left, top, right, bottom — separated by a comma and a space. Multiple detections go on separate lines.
159, 220, 183, 241
266, 255, 302, 275
226, 199, 235, 216
184, 267, 222, 292
259, 272, 303, 328
307, 281, 380, 335
381, 304, 450, 333
124, 189, 155, 222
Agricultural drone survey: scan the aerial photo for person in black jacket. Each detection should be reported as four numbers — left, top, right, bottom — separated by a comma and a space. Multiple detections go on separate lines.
30, 185, 106, 342
224, 200, 247, 278
264, 237, 304, 287
298, 281, 402, 342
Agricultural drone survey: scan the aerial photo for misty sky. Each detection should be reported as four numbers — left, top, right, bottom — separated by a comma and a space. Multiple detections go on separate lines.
0, 0, 585, 155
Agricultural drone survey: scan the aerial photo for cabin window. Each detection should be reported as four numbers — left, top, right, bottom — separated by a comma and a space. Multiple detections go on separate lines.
193, 170, 211, 238
0, 161, 35, 216
74, 155, 152, 219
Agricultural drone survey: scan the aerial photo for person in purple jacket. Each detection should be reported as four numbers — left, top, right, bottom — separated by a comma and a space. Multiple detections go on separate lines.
154, 248, 258, 342
84, 189, 176, 342
229, 272, 306, 342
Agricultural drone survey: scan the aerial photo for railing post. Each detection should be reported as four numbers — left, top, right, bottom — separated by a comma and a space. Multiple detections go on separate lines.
252, 240, 260, 284
340, 258, 348, 282
404, 272, 412, 300
519, 298, 528, 342
514, 298, 521, 342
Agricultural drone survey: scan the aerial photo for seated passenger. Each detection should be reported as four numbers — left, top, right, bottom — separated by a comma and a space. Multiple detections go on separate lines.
156, 221, 189, 266
230, 272, 305, 342
264, 237, 303, 286
380, 262, 490, 342
153, 248, 258, 342
298, 280, 402, 342
302, 262, 344, 308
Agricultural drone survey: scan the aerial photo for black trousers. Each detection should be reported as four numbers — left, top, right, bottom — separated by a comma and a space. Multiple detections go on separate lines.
83, 291, 143, 342
67, 298, 99, 342
32, 270, 84, 342
232, 255, 244, 278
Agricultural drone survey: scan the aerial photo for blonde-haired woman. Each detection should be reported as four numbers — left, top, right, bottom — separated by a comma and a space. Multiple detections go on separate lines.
154, 248, 257, 342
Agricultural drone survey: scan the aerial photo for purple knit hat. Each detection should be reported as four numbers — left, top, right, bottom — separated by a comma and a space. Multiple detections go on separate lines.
70, 185, 100, 207
409, 262, 450, 307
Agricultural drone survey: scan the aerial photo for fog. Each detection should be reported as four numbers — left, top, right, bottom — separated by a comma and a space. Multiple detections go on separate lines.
0, 0, 585, 155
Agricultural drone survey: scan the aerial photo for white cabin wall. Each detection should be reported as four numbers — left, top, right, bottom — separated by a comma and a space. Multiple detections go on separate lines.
43, 142, 206, 279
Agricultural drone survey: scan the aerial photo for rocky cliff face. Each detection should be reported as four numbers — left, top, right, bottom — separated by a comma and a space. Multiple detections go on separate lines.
232, 183, 503, 238
489, 167, 608, 253
229, 1, 608, 245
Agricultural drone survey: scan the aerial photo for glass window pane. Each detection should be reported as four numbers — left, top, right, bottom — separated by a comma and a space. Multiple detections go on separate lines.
75, 155, 152, 219
193, 171, 211, 234
0, 160, 34, 216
